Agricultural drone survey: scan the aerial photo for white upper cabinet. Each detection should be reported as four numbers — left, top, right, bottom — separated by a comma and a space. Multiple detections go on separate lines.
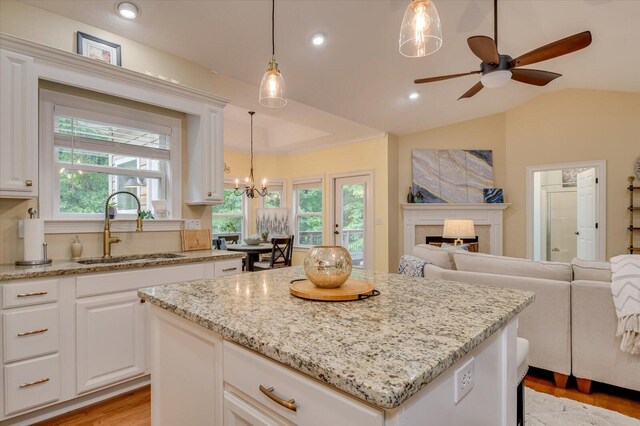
185, 104, 225, 204
0, 49, 38, 198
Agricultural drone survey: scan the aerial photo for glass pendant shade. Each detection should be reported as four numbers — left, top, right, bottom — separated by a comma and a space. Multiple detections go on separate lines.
399, 0, 443, 58
259, 59, 287, 107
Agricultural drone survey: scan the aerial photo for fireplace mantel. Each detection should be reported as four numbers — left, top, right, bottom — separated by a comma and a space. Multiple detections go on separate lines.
402, 203, 511, 256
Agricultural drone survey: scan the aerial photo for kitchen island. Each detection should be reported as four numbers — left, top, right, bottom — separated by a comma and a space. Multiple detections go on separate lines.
139, 266, 534, 426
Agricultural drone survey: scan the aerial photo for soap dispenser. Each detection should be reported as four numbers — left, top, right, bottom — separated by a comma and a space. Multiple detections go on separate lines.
71, 235, 83, 260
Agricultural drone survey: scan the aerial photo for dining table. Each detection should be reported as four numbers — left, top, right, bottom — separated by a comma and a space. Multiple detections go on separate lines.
225, 243, 273, 272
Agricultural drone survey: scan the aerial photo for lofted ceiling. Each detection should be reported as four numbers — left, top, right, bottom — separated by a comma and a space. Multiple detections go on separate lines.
20, 0, 640, 143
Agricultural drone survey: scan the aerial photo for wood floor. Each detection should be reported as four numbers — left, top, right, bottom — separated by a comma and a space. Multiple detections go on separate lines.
35, 370, 639, 425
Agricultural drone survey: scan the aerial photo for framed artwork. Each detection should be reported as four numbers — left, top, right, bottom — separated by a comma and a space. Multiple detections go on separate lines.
412, 150, 494, 203
76, 32, 122, 66
483, 188, 503, 203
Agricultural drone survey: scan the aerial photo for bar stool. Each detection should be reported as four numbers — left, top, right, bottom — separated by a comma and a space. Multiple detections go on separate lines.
517, 337, 529, 426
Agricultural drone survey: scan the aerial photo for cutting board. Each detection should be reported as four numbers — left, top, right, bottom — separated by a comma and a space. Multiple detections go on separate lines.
289, 279, 378, 302
181, 230, 212, 252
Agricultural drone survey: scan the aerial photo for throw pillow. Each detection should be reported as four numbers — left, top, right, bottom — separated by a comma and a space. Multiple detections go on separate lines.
399, 255, 429, 277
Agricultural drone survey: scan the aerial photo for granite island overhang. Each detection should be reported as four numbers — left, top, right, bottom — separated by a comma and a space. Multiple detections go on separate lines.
139, 266, 534, 425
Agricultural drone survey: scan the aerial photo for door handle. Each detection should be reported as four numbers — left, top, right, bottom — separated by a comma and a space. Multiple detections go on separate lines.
334, 230, 339, 235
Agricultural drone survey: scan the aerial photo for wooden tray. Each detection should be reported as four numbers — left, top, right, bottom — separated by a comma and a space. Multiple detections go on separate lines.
289, 279, 379, 302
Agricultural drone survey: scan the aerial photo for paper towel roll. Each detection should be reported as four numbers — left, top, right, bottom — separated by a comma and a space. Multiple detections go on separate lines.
23, 219, 45, 261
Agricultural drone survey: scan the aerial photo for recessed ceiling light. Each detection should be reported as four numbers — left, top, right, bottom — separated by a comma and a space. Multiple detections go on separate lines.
409, 91, 420, 100
311, 33, 326, 46
117, 2, 139, 19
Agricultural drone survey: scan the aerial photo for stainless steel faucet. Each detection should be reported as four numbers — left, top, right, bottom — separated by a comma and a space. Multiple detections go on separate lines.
103, 191, 143, 258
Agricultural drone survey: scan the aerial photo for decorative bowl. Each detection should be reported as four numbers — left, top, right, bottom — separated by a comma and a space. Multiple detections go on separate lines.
243, 238, 262, 246
303, 246, 352, 288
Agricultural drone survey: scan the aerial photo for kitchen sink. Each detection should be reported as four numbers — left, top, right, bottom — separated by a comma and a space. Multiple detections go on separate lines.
77, 253, 185, 265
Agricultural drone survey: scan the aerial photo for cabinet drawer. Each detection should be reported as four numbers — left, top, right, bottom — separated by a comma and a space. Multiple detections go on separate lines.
215, 259, 243, 277
76, 263, 209, 297
3, 304, 59, 363
2, 279, 58, 308
223, 342, 383, 426
4, 353, 60, 416
224, 390, 285, 426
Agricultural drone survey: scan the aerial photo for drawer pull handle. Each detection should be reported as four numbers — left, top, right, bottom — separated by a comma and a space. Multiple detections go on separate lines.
222, 267, 237, 272
259, 385, 297, 412
18, 328, 48, 337
17, 291, 48, 298
19, 378, 49, 389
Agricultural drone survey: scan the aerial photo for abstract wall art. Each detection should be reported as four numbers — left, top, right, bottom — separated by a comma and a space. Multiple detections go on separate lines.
412, 150, 494, 203
483, 188, 503, 203
256, 208, 290, 237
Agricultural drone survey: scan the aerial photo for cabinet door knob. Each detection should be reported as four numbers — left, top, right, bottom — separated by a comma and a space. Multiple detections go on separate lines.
25, 179, 33, 187
207, 191, 212, 197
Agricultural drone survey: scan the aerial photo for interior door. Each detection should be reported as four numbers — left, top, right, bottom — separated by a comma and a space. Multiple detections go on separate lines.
333, 176, 369, 269
576, 168, 597, 260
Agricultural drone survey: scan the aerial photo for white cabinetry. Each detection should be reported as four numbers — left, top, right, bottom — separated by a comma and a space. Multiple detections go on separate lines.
76, 291, 146, 394
0, 49, 38, 198
0, 258, 241, 424
224, 391, 284, 426
185, 105, 225, 205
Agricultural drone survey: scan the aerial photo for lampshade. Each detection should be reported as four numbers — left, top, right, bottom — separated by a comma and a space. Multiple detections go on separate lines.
442, 219, 476, 239
259, 59, 287, 107
480, 70, 512, 88
399, 0, 443, 58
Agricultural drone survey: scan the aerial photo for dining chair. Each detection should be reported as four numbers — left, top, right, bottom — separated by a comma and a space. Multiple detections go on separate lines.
253, 236, 294, 271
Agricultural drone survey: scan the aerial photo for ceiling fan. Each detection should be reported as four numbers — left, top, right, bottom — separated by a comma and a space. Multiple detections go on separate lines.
414, 0, 592, 99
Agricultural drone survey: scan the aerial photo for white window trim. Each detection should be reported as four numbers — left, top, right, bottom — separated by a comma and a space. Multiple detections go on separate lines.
211, 178, 249, 239
290, 175, 324, 249
39, 89, 182, 231
260, 178, 286, 209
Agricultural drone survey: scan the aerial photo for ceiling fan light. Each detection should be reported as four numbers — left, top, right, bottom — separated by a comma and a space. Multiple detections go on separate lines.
259, 59, 287, 107
480, 70, 512, 88
399, 0, 443, 58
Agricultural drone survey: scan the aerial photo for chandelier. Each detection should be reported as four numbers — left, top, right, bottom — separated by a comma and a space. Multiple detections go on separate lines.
235, 111, 267, 199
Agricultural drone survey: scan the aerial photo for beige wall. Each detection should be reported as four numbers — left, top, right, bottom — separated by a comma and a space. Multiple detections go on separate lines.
503, 89, 639, 258
398, 89, 639, 260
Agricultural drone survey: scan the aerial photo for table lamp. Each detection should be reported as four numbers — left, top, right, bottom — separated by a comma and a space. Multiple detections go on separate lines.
442, 219, 476, 246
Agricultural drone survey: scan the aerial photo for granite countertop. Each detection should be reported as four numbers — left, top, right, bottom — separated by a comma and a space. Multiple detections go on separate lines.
0, 250, 244, 281
138, 266, 534, 409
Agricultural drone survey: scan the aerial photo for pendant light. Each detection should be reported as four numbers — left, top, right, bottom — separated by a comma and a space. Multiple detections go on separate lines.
259, 0, 287, 107
399, 0, 443, 58
235, 112, 268, 199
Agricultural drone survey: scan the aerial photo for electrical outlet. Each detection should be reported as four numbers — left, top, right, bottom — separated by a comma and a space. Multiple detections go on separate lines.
454, 357, 474, 404
184, 219, 201, 230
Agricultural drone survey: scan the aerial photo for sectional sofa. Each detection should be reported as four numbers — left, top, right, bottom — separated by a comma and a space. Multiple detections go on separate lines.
412, 244, 640, 393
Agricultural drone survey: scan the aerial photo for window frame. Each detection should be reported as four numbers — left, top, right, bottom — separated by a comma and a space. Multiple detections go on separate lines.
260, 179, 286, 209
290, 176, 324, 249
211, 179, 249, 239
39, 89, 182, 221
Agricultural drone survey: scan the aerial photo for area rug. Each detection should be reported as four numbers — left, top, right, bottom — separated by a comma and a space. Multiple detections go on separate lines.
526, 388, 639, 425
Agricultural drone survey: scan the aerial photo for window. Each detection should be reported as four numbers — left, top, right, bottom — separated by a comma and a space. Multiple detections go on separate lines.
40, 90, 181, 220
292, 178, 323, 247
212, 184, 246, 238
262, 180, 285, 209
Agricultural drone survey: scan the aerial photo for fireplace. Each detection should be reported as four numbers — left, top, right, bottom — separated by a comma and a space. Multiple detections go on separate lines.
402, 203, 510, 256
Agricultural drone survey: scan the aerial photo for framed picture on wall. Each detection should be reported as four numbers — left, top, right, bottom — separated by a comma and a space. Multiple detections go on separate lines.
76, 32, 122, 66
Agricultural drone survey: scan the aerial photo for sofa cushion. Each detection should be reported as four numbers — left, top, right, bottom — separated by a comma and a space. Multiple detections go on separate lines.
412, 244, 458, 270
453, 251, 572, 282
571, 258, 611, 282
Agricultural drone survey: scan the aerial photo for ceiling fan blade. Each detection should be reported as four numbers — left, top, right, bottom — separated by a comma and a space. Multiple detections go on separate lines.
511, 69, 562, 86
458, 82, 484, 100
414, 71, 481, 84
467, 36, 500, 64
512, 31, 592, 68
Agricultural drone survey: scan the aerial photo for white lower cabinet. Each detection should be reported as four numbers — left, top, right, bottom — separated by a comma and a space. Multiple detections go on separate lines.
4, 354, 61, 416
75, 291, 146, 394
223, 391, 284, 426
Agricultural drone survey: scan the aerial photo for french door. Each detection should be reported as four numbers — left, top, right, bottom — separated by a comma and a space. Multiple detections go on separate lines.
332, 174, 373, 270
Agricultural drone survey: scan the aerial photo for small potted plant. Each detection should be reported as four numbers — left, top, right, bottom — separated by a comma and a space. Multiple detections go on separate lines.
107, 202, 117, 219
261, 230, 269, 243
